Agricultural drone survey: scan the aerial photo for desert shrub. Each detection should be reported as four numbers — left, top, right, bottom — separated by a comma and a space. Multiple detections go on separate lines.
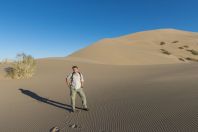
183, 45, 189, 48
191, 50, 198, 55
172, 41, 179, 43
5, 53, 36, 79
185, 57, 198, 62
160, 49, 171, 55
186, 49, 198, 55
5, 67, 16, 78
178, 58, 185, 61
160, 42, 166, 45
178, 47, 184, 49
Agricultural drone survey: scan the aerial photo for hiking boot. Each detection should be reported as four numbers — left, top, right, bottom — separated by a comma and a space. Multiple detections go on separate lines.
71, 109, 76, 113
83, 108, 89, 111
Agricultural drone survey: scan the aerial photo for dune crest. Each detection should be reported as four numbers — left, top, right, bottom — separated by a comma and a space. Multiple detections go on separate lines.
65, 29, 198, 65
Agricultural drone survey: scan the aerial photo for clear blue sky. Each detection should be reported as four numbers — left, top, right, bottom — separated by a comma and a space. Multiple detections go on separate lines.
0, 0, 198, 60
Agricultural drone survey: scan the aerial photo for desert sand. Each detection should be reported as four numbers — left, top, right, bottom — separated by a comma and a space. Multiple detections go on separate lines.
0, 29, 198, 132
66, 29, 198, 65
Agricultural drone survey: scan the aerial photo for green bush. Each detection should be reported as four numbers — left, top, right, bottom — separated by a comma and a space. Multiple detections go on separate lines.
5, 53, 36, 79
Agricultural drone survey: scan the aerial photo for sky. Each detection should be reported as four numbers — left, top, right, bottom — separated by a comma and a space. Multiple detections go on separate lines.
0, 0, 198, 60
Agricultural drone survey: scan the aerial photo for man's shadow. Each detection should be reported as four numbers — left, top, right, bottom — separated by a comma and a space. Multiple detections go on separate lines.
19, 88, 83, 112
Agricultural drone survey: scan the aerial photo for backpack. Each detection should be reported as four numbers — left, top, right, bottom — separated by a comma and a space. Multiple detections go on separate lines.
71, 72, 82, 84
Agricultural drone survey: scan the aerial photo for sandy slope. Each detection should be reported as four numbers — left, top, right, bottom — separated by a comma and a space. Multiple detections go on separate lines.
0, 29, 198, 132
66, 29, 198, 65
0, 59, 198, 132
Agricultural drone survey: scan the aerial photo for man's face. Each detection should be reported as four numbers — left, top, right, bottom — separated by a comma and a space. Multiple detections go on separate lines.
72, 68, 79, 72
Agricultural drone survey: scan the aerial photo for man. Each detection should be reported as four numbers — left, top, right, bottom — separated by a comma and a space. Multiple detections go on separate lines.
66, 65, 89, 112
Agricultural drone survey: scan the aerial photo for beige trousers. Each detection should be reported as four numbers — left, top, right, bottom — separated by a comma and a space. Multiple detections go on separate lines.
70, 86, 88, 110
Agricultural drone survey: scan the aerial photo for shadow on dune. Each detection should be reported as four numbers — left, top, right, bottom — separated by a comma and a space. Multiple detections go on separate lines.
18, 88, 81, 112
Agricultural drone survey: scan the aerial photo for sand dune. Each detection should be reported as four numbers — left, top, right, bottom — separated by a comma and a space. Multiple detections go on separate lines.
66, 29, 198, 65
0, 29, 198, 131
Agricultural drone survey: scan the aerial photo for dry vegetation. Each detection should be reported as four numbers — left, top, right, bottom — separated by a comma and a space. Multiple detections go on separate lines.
172, 40, 179, 43
160, 49, 171, 55
160, 41, 166, 45
185, 57, 198, 62
5, 53, 36, 79
178, 58, 185, 61
178, 46, 184, 49
186, 49, 198, 55
183, 45, 189, 48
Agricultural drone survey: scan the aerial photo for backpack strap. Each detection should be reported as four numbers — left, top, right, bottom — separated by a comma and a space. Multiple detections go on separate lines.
71, 72, 82, 84
71, 72, 75, 84
78, 72, 82, 80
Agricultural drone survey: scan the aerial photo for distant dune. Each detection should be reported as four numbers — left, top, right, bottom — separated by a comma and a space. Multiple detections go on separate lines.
65, 29, 198, 65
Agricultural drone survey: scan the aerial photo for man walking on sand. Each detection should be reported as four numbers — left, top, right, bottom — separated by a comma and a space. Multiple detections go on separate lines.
66, 65, 89, 112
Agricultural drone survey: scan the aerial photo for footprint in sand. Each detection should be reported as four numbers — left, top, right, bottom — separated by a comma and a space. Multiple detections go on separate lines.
50, 122, 81, 131
49, 126, 60, 132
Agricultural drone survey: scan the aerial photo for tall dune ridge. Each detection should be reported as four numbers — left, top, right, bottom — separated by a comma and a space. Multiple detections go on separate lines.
66, 29, 198, 65
0, 29, 198, 132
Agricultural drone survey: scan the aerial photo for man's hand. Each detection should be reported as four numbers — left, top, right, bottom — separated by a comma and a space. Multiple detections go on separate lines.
81, 81, 84, 88
65, 78, 71, 87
